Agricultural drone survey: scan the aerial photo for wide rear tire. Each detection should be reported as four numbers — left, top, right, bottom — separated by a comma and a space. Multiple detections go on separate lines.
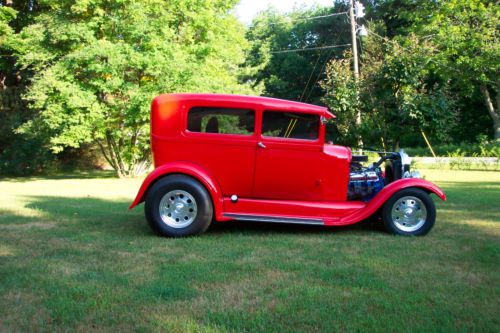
382, 188, 436, 236
145, 174, 213, 237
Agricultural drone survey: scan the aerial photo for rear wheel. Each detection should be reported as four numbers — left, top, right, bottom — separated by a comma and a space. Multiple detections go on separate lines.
382, 188, 436, 236
145, 175, 213, 237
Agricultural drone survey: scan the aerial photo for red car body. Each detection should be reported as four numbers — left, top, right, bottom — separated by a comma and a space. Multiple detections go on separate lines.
130, 93, 445, 229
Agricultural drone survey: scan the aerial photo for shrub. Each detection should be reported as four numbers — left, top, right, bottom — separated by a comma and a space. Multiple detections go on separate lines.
405, 140, 499, 157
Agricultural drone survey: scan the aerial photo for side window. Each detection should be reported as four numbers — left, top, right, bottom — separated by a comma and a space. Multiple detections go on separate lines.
187, 107, 255, 135
262, 111, 319, 140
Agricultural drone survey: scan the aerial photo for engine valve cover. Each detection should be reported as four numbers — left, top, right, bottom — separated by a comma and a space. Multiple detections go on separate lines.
348, 170, 385, 201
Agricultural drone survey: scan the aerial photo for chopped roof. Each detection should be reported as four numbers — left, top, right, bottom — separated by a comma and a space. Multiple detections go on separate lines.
154, 93, 330, 115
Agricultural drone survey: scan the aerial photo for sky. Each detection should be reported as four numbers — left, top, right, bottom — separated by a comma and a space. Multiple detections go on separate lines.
235, 0, 335, 25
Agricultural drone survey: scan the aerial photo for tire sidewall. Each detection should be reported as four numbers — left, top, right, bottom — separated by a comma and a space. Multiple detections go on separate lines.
145, 175, 213, 237
382, 188, 436, 236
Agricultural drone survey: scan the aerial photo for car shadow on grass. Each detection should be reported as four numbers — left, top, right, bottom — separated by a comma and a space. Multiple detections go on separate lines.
207, 218, 386, 236
0, 195, 386, 237
3, 179, 497, 239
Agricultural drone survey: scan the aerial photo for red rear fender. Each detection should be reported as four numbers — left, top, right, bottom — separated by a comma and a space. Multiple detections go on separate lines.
129, 162, 224, 219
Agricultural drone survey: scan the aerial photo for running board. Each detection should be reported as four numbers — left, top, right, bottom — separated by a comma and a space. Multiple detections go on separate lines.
223, 213, 324, 225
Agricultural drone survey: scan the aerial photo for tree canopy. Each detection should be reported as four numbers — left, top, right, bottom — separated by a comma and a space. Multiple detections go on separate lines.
245, 4, 352, 104
0, 0, 498, 176
246, 0, 499, 148
6, 0, 257, 176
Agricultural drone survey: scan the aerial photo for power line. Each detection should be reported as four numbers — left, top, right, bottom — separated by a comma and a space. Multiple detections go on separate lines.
269, 11, 349, 25
270, 43, 351, 54
303, 49, 334, 102
304, 27, 349, 102
300, 48, 324, 102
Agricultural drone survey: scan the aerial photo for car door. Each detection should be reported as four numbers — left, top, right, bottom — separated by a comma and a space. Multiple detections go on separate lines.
177, 105, 257, 197
252, 110, 324, 201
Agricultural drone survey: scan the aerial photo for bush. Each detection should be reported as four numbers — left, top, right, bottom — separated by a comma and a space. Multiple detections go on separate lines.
0, 139, 105, 176
0, 136, 57, 175
405, 140, 499, 157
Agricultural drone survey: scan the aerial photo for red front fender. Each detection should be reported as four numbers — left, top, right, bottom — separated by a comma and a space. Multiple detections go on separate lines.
129, 162, 224, 220
338, 178, 446, 225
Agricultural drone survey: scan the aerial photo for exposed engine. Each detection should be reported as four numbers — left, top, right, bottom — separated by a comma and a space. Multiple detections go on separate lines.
348, 150, 421, 201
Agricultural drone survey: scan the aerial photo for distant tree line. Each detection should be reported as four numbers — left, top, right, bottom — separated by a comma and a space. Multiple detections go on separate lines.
245, 0, 499, 149
0, 0, 498, 176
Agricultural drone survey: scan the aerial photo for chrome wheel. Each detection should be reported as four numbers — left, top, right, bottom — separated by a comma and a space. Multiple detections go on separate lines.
159, 190, 198, 228
391, 196, 427, 232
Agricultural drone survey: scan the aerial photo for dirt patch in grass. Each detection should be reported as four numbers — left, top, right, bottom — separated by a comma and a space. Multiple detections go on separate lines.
0, 244, 15, 257
189, 269, 292, 316
0, 290, 48, 331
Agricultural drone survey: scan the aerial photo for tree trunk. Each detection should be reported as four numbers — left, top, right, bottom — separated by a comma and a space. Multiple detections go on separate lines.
480, 84, 500, 140
98, 132, 151, 178
393, 138, 400, 151
104, 131, 127, 178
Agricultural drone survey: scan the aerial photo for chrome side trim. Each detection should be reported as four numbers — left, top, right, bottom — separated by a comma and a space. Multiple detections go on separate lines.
223, 213, 324, 225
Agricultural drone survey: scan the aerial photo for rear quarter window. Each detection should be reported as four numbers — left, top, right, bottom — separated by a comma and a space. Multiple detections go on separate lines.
187, 107, 255, 135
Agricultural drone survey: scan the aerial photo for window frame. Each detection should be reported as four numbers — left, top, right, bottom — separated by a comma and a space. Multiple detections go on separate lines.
259, 109, 321, 143
185, 106, 257, 138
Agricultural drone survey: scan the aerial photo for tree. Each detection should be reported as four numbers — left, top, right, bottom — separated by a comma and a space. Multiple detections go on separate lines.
416, 0, 500, 139
10, 0, 257, 177
0, 4, 16, 88
245, 5, 352, 103
320, 51, 361, 145
362, 0, 441, 38
0, 5, 15, 41
322, 34, 456, 149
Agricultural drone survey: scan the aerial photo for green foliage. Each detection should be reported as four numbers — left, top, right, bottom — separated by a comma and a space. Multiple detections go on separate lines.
320, 51, 360, 145
366, 35, 455, 148
9, 0, 258, 177
250, 0, 499, 148
245, 5, 351, 103
322, 34, 456, 149
412, 0, 500, 139
405, 139, 500, 158
0, 6, 16, 39
0, 4, 55, 175
0, 135, 56, 175
417, 0, 499, 89
362, 0, 440, 37
2, 0, 499, 176
0, 5, 16, 83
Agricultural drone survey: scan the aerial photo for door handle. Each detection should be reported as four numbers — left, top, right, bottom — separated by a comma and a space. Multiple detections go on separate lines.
257, 142, 266, 149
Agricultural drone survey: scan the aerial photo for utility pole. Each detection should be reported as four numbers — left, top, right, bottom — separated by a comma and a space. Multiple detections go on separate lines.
349, 0, 364, 152
349, 0, 359, 82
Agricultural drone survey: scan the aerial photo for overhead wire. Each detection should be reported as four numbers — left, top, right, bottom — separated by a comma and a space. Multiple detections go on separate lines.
300, 48, 324, 101
269, 11, 349, 25
303, 25, 350, 103
264, 11, 351, 102
270, 44, 351, 54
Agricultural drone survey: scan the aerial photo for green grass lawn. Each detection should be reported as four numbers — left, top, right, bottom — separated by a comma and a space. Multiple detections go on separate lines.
1, 170, 499, 332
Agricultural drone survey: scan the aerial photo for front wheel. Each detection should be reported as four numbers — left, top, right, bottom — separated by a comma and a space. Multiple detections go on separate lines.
382, 188, 436, 236
144, 174, 213, 237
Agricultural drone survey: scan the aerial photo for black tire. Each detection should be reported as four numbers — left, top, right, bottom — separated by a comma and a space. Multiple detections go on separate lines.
144, 174, 213, 237
382, 188, 436, 236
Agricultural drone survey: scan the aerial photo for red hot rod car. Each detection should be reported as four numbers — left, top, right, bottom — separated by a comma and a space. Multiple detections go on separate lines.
130, 93, 446, 237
